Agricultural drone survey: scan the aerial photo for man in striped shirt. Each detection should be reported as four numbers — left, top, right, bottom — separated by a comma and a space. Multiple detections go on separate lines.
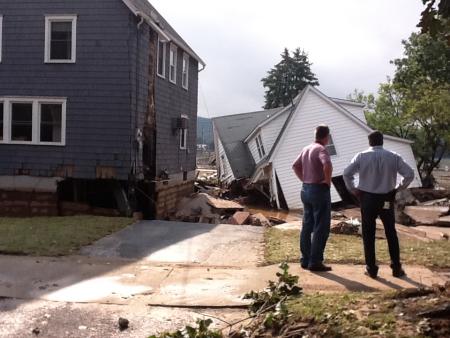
343, 131, 415, 279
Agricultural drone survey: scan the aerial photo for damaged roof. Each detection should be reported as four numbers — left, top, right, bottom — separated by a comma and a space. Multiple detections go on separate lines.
122, 0, 205, 66
213, 108, 283, 179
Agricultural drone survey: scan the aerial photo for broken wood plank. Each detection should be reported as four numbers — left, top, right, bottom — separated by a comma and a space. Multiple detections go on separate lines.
206, 196, 244, 210
403, 205, 449, 225
419, 198, 449, 206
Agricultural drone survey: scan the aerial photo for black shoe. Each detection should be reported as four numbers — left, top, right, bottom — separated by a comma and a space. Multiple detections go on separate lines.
308, 264, 332, 272
392, 268, 406, 278
300, 264, 309, 270
365, 266, 379, 279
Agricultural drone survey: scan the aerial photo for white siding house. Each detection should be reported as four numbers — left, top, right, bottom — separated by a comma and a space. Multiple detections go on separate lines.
213, 86, 421, 210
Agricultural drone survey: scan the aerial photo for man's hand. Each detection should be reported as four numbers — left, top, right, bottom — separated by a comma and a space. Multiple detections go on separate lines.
352, 189, 362, 200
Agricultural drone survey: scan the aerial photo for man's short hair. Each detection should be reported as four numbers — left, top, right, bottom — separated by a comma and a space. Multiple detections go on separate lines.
368, 131, 383, 146
315, 125, 330, 140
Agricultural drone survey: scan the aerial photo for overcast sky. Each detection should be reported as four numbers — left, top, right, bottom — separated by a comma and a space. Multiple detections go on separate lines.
150, 0, 424, 118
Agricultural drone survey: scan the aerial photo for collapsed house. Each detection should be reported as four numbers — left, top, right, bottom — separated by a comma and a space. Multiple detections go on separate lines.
213, 85, 422, 210
0, 0, 205, 218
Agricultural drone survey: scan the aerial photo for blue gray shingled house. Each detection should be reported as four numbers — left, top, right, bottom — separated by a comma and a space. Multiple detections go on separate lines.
0, 0, 205, 218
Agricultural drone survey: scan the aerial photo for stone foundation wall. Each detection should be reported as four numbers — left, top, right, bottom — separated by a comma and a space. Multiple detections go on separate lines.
0, 190, 58, 217
155, 180, 195, 219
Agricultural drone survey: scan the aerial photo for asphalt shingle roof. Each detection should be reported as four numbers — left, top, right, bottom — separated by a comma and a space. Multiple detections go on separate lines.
213, 108, 282, 179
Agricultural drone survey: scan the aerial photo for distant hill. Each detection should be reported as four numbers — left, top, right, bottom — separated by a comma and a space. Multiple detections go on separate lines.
197, 116, 214, 150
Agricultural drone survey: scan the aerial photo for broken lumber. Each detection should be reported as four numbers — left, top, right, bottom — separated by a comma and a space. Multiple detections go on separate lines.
228, 211, 250, 225
403, 205, 449, 225
437, 215, 450, 227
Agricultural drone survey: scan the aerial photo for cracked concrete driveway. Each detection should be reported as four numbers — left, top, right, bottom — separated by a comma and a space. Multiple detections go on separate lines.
0, 220, 448, 337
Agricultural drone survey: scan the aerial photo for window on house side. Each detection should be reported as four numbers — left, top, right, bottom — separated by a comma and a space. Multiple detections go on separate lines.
11, 103, 33, 142
220, 155, 228, 177
0, 102, 3, 141
157, 36, 166, 78
45, 15, 77, 63
326, 135, 337, 156
169, 45, 177, 84
180, 128, 187, 149
182, 53, 189, 89
40, 103, 62, 143
255, 134, 266, 159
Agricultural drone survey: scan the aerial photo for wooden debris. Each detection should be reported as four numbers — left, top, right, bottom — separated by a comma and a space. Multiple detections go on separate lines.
437, 215, 450, 227
419, 198, 449, 206
418, 304, 450, 318
206, 196, 244, 210
403, 205, 450, 225
228, 211, 250, 225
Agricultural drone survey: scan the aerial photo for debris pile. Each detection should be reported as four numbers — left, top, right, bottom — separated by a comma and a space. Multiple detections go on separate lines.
330, 219, 360, 235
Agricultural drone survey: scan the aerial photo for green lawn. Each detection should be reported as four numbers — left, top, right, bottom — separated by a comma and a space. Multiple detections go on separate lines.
0, 216, 133, 256
265, 228, 450, 268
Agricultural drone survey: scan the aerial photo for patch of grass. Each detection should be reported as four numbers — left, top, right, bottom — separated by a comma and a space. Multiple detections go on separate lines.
265, 228, 450, 268
286, 292, 421, 337
0, 216, 133, 256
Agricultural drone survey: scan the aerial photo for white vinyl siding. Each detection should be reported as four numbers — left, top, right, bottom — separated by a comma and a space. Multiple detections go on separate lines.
337, 102, 367, 123
216, 136, 235, 184
272, 88, 420, 209
44, 15, 77, 63
0, 97, 66, 146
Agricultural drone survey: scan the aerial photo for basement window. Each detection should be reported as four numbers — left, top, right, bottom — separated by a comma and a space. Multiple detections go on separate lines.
255, 134, 266, 159
326, 135, 337, 156
157, 36, 166, 78
182, 53, 189, 90
45, 15, 77, 63
169, 44, 177, 84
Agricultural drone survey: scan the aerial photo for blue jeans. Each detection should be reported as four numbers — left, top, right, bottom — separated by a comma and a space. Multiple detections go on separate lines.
300, 183, 331, 267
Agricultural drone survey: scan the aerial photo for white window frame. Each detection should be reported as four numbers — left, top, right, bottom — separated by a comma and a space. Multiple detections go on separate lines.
0, 97, 66, 146
169, 44, 177, 84
182, 53, 189, 90
44, 15, 77, 64
179, 114, 188, 150
157, 35, 166, 78
326, 135, 337, 156
0, 15, 3, 63
255, 134, 266, 159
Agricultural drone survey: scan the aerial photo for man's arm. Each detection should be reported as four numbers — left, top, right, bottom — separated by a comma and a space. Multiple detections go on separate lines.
396, 155, 415, 190
292, 153, 304, 182
343, 154, 360, 194
319, 148, 333, 186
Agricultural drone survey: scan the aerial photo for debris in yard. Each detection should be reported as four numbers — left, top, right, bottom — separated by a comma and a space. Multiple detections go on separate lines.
248, 213, 272, 227
330, 219, 360, 235
78, 325, 87, 330
418, 304, 450, 318
118, 317, 129, 331
437, 215, 450, 227
32, 327, 40, 335
228, 211, 251, 225
419, 198, 449, 207
403, 205, 449, 225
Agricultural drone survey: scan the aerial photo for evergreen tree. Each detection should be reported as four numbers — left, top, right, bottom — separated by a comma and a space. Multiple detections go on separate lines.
262, 48, 319, 109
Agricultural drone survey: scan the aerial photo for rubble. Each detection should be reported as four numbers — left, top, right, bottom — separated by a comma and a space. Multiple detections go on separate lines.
118, 317, 129, 331
330, 219, 360, 235
228, 211, 250, 225
248, 213, 272, 227
403, 205, 449, 225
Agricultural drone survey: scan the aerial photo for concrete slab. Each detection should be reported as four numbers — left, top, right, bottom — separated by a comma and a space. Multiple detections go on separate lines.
0, 256, 446, 307
80, 220, 264, 267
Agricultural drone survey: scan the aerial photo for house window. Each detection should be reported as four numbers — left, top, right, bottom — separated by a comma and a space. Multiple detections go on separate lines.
157, 36, 166, 78
45, 15, 77, 63
182, 53, 189, 89
40, 103, 62, 143
0, 15, 3, 63
169, 44, 177, 84
326, 135, 337, 156
11, 102, 33, 142
0, 97, 66, 145
255, 134, 266, 159
220, 155, 228, 177
180, 128, 187, 149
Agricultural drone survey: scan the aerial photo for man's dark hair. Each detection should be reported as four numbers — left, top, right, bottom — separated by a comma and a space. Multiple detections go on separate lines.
315, 125, 330, 140
368, 131, 384, 146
